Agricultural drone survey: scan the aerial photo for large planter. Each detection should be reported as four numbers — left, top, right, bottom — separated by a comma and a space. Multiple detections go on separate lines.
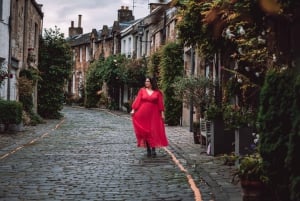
235, 127, 255, 156
192, 122, 201, 144
240, 179, 264, 201
193, 131, 201, 144
210, 118, 235, 156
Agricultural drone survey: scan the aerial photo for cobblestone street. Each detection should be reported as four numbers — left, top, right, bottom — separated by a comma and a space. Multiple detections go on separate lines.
0, 107, 199, 201
0, 106, 243, 201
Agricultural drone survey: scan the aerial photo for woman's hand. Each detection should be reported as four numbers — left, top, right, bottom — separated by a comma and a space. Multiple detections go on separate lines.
161, 111, 165, 121
130, 109, 135, 116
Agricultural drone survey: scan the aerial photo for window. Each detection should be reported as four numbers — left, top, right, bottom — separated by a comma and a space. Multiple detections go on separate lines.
128, 37, 131, 57
0, 0, 3, 20
85, 45, 90, 62
34, 23, 38, 48
0, 57, 5, 68
79, 47, 82, 62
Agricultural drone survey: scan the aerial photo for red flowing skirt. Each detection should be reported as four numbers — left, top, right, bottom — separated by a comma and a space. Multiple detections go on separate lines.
132, 89, 168, 148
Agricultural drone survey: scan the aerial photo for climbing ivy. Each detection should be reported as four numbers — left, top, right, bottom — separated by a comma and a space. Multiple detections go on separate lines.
159, 42, 184, 126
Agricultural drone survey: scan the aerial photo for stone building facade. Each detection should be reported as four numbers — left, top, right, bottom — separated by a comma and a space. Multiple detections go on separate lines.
0, 0, 11, 99
0, 0, 43, 109
67, 6, 137, 100
66, 3, 180, 111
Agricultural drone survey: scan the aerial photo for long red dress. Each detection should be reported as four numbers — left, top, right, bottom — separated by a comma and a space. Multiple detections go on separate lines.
131, 88, 168, 148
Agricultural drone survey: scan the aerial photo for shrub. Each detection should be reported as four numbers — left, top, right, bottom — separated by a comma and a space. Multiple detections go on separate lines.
0, 100, 23, 131
159, 42, 184, 126
258, 69, 298, 201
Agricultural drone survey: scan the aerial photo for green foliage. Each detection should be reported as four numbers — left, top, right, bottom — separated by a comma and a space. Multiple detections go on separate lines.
19, 68, 40, 83
0, 100, 23, 131
206, 103, 223, 120
223, 104, 256, 130
286, 72, 300, 201
235, 153, 268, 183
159, 42, 184, 125
123, 57, 147, 87
85, 54, 147, 109
99, 55, 127, 87
18, 69, 44, 125
173, 76, 213, 108
38, 27, 72, 118
176, 0, 226, 56
85, 59, 104, 108
148, 51, 161, 78
0, 65, 8, 86
258, 69, 296, 201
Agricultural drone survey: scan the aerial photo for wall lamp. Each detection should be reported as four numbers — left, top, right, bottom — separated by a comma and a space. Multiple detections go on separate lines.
138, 24, 152, 43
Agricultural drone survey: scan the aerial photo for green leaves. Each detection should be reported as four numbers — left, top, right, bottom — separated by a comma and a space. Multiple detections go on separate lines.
38, 27, 73, 118
173, 76, 213, 107
85, 54, 147, 108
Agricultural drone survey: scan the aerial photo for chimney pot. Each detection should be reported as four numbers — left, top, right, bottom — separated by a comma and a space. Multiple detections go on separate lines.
78, 14, 82, 28
71, 21, 74, 27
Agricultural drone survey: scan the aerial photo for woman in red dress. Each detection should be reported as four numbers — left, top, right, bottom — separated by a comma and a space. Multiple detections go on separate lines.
130, 77, 168, 157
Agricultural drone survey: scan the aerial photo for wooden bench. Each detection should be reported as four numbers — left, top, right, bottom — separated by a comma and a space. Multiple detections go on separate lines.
200, 118, 212, 153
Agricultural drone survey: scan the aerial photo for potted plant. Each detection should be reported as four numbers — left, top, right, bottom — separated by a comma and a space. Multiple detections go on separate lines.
173, 76, 213, 144
173, 76, 213, 121
233, 153, 268, 200
206, 103, 223, 121
221, 152, 238, 166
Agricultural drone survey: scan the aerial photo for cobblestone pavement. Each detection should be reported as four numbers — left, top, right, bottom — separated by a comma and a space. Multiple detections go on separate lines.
0, 106, 242, 201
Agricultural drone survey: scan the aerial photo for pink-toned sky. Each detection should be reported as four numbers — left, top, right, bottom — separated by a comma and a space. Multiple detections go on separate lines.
38, 0, 160, 37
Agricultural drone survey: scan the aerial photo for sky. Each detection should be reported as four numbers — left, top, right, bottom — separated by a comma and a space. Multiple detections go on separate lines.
38, 0, 161, 37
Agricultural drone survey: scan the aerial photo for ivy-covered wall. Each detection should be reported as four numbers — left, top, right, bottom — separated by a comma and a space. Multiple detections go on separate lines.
159, 42, 184, 126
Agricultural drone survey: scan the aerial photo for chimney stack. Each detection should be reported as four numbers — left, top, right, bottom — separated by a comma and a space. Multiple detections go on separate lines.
68, 15, 83, 37
78, 14, 82, 28
118, 6, 134, 23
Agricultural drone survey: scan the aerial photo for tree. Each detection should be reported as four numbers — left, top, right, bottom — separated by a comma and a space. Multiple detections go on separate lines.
173, 76, 213, 123
38, 27, 72, 118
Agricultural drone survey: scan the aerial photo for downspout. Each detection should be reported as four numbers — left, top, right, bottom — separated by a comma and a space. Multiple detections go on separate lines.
189, 47, 195, 132
22, 0, 28, 69
7, 0, 12, 100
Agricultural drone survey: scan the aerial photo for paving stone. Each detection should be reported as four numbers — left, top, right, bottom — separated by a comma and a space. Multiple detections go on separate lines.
0, 106, 243, 201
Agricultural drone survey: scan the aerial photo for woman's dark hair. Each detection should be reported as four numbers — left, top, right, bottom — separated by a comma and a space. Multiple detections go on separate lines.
146, 77, 159, 90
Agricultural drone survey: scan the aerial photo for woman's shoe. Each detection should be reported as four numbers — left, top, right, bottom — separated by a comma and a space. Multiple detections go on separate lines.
146, 142, 151, 157
151, 148, 157, 157
147, 148, 151, 157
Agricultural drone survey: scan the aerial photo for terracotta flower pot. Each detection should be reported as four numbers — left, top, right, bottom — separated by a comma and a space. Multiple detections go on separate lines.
240, 179, 264, 201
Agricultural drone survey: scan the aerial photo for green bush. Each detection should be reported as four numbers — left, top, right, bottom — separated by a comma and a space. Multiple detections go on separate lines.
159, 42, 184, 126
287, 72, 300, 201
85, 60, 103, 108
258, 69, 299, 201
0, 100, 23, 131
38, 28, 72, 119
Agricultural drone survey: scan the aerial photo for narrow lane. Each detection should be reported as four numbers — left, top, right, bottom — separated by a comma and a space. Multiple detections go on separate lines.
0, 107, 196, 201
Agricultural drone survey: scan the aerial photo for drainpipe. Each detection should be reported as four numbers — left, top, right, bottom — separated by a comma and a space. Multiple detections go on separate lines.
23, 0, 28, 69
7, 0, 12, 100
189, 47, 195, 132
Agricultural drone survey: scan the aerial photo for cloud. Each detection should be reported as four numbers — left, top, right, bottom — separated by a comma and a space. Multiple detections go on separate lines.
38, 0, 157, 37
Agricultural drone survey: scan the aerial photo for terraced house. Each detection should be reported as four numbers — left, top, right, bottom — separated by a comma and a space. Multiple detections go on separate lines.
0, 0, 43, 113
66, 2, 178, 111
